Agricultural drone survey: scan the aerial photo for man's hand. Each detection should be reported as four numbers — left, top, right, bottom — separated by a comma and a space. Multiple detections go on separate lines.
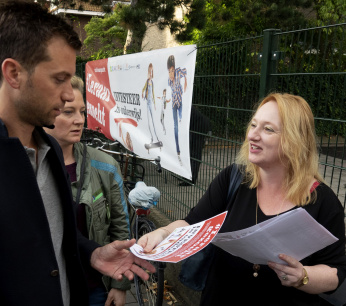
90, 239, 155, 282
105, 288, 126, 306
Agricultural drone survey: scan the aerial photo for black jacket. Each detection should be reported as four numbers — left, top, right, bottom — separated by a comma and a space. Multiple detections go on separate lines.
0, 119, 99, 305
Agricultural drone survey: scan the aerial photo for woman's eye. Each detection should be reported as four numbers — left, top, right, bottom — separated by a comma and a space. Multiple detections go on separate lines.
63, 111, 73, 115
264, 127, 274, 133
81, 111, 86, 116
250, 123, 256, 128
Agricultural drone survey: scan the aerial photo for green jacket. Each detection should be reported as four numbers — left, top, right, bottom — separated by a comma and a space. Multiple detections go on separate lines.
71, 142, 131, 291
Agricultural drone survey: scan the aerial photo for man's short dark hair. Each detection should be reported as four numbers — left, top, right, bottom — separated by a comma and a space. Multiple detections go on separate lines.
0, 1, 82, 84
167, 55, 175, 70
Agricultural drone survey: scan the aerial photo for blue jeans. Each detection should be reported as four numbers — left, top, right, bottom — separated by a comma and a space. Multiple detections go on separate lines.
178, 101, 183, 120
172, 104, 180, 154
89, 286, 107, 306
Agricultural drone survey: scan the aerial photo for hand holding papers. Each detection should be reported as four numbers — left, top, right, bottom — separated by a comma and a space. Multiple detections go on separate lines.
212, 207, 338, 265
130, 212, 227, 263
130, 208, 338, 265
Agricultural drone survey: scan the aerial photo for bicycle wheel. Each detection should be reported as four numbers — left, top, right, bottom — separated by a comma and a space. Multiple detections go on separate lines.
134, 217, 165, 306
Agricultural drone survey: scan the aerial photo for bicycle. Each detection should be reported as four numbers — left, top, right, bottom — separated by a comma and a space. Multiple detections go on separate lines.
129, 182, 166, 306
82, 129, 166, 306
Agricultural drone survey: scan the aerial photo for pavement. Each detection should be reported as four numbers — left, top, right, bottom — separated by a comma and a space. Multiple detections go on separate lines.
125, 283, 178, 306
125, 283, 139, 305
125, 282, 175, 305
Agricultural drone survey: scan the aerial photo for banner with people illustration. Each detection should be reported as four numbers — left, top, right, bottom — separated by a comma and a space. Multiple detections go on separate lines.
85, 45, 197, 179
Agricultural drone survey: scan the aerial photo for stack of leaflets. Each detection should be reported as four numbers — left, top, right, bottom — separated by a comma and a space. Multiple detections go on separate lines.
212, 207, 338, 264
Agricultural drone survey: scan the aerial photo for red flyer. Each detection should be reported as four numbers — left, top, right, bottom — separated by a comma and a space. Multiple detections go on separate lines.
130, 211, 227, 263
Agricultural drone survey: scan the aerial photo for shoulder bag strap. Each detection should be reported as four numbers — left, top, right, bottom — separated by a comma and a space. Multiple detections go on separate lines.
75, 142, 87, 206
226, 164, 243, 209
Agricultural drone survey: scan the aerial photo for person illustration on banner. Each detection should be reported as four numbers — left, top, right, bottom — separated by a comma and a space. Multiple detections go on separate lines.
157, 89, 171, 135
167, 55, 187, 166
142, 64, 162, 152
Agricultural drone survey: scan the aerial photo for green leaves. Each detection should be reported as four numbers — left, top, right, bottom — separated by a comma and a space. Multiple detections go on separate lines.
119, 0, 206, 52
83, 8, 126, 60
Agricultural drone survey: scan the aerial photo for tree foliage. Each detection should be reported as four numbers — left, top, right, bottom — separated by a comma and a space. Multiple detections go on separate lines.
194, 0, 315, 43
119, 0, 206, 53
37, 0, 206, 54
41, 0, 345, 57
314, 0, 346, 24
83, 5, 127, 60
192, 0, 345, 44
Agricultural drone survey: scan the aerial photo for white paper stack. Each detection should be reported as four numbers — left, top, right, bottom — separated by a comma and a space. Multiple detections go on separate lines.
212, 208, 338, 265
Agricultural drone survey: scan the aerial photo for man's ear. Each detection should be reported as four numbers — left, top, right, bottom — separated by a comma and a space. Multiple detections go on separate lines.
1, 58, 23, 89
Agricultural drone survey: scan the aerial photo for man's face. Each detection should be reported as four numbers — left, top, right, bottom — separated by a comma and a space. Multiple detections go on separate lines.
15, 37, 76, 127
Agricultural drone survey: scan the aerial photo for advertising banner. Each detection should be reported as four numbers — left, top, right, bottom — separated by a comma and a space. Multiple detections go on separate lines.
85, 45, 197, 179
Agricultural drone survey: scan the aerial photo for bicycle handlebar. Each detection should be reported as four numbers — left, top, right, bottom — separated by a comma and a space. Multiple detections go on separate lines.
83, 137, 162, 173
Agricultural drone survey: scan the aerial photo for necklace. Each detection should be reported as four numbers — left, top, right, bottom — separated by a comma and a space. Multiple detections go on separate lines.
253, 188, 286, 277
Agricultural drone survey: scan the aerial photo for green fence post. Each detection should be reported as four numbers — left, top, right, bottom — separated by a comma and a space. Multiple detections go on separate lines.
259, 29, 281, 98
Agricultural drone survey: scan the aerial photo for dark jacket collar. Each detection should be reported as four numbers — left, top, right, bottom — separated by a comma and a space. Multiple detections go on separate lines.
0, 118, 9, 138
0, 118, 56, 151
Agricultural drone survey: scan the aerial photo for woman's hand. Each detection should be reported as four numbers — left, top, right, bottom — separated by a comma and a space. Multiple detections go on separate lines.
137, 220, 189, 253
268, 254, 339, 293
268, 253, 305, 288
137, 228, 169, 253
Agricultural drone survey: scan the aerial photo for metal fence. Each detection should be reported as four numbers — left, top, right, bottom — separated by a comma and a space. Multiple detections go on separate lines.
77, 22, 346, 221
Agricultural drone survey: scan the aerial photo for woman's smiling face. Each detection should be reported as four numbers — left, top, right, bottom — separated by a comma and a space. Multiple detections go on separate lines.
247, 101, 284, 169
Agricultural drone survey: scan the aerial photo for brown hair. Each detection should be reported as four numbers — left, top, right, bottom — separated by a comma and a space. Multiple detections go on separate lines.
148, 63, 154, 78
0, 1, 81, 84
167, 55, 175, 70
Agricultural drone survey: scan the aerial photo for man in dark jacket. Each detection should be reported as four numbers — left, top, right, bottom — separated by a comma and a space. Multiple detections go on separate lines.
0, 2, 154, 305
